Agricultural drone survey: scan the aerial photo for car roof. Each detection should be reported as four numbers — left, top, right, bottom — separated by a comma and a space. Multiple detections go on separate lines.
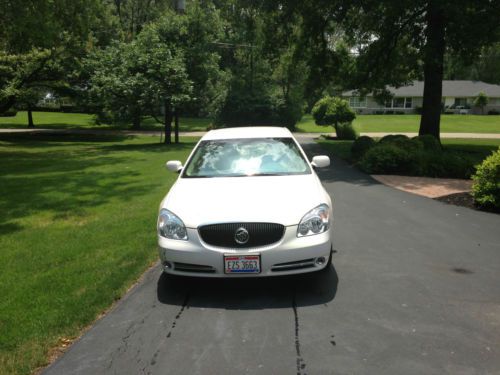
201, 127, 293, 141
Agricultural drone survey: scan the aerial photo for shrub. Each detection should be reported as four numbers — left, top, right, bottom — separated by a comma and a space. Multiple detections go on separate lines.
472, 148, 500, 210
412, 134, 441, 152
488, 109, 499, 115
358, 144, 420, 175
336, 122, 358, 140
312, 96, 356, 127
379, 134, 422, 152
421, 152, 475, 179
351, 136, 376, 160
0, 109, 17, 117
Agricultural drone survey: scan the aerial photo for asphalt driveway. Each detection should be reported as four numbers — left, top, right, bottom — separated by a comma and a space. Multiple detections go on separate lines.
44, 139, 500, 375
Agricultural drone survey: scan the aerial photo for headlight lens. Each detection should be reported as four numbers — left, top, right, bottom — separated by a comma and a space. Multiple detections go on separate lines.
297, 204, 330, 237
157, 209, 188, 240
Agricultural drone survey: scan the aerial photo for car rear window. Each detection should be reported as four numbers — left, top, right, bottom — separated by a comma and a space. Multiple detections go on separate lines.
182, 137, 311, 178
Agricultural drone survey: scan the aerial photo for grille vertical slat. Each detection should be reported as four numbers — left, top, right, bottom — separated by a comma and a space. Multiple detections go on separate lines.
198, 222, 285, 248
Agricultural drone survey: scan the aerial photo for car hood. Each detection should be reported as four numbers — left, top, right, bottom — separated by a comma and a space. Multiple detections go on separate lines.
161, 174, 328, 228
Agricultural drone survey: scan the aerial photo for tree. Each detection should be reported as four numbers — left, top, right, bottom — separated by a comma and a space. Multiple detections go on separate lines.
0, 0, 110, 126
340, 0, 500, 140
88, 31, 191, 135
312, 96, 356, 130
474, 92, 489, 115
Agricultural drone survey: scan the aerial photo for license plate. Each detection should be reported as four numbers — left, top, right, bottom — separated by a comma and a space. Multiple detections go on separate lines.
224, 254, 260, 274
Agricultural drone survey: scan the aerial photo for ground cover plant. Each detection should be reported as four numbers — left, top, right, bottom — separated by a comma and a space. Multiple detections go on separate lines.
0, 111, 211, 132
0, 134, 197, 375
297, 114, 500, 134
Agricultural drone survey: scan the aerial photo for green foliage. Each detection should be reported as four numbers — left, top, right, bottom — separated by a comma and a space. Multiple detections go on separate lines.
312, 96, 356, 128
358, 134, 478, 178
412, 135, 442, 152
0, 0, 106, 116
379, 134, 422, 151
474, 92, 489, 114
351, 136, 376, 160
359, 144, 420, 175
472, 148, 500, 210
336, 122, 358, 140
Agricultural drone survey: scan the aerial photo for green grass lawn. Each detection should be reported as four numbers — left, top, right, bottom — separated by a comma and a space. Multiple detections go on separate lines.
0, 134, 197, 375
297, 114, 500, 133
318, 138, 500, 169
0, 111, 211, 132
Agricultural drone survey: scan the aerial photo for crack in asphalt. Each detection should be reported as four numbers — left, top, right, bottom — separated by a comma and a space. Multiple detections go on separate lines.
292, 290, 307, 375
166, 292, 190, 339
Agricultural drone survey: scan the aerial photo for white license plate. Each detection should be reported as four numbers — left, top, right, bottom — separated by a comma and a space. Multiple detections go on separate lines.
224, 255, 261, 274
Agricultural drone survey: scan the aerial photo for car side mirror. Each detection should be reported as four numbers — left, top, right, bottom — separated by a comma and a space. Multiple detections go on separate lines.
166, 160, 183, 173
311, 155, 330, 168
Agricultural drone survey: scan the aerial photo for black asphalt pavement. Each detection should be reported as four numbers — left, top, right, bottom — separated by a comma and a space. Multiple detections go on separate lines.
44, 140, 500, 375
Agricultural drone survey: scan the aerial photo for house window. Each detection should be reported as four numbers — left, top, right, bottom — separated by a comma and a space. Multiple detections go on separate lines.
393, 98, 405, 108
454, 98, 467, 107
349, 96, 367, 108
385, 97, 413, 108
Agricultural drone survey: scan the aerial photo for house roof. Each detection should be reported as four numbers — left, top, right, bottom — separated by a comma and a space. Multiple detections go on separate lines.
343, 80, 500, 98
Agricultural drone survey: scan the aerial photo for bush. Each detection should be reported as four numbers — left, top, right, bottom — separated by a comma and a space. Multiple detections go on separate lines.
312, 96, 356, 127
472, 148, 500, 210
488, 109, 499, 115
336, 122, 358, 140
412, 134, 442, 152
379, 134, 422, 152
358, 144, 420, 175
351, 136, 375, 160
421, 152, 475, 179
0, 109, 18, 117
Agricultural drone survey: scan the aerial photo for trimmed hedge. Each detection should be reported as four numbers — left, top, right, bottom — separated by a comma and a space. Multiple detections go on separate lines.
472, 148, 500, 210
412, 135, 442, 152
351, 136, 375, 160
357, 134, 477, 179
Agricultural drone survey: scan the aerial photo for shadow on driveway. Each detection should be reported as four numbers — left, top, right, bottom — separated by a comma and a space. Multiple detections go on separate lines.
156, 263, 339, 309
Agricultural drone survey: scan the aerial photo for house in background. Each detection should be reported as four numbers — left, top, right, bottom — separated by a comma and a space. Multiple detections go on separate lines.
342, 80, 500, 115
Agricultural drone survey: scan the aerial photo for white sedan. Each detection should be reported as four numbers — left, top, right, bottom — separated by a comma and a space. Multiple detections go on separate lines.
157, 127, 333, 277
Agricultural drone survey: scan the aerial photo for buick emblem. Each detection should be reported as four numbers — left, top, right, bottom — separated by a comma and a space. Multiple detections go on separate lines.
234, 227, 250, 244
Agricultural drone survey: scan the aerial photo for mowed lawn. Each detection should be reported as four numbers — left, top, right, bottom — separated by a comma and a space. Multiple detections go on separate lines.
0, 111, 211, 132
0, 134, 197, 375
297, 114, 500, 133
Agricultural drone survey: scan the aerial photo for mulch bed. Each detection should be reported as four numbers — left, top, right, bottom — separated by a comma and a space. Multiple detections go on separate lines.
434, 192, 499, 214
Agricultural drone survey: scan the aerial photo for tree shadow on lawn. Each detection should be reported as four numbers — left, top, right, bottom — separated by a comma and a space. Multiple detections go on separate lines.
0, 132, 131, 145
156, 263, 339, 309
0, 138, 183, 235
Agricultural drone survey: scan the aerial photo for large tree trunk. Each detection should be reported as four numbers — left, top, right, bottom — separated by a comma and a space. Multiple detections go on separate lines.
131, 109, 141, 130
174, 108, 179, 144
419, 2, 446, 140
27, 107, 34, 128
164, 100, 172, 144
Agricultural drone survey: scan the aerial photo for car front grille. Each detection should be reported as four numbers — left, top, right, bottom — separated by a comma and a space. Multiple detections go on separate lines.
198, 222, 285, 248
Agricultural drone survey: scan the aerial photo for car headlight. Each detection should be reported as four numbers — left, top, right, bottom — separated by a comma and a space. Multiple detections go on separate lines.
157, 209, 188, 240
297, 204, 330, 237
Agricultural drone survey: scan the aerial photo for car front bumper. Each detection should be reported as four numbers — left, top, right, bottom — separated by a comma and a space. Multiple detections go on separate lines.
158, 226, 332, 277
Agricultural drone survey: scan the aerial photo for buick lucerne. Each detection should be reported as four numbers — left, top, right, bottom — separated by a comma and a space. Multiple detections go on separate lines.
157, 127, 332, 277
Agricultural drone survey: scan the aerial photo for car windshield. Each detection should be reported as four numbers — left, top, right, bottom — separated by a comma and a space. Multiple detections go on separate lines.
182, 137, 311, 178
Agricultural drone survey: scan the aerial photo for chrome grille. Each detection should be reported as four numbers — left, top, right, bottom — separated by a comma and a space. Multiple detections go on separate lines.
198, 222, 285, 248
